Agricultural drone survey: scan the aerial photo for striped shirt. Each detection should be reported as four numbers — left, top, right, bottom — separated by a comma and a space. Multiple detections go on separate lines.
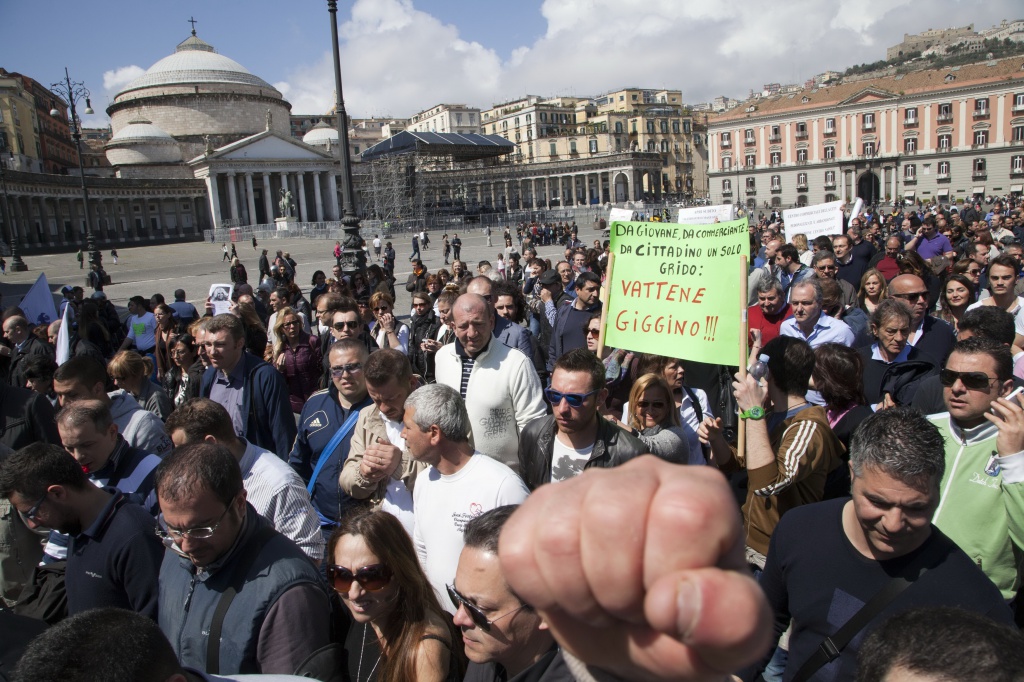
239, 439, 325, 563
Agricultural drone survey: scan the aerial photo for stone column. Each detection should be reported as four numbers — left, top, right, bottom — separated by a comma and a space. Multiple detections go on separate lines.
227, 172, 240, 222
262, 173, 274, 222
328, 173, 340, 220
840, 170, 846, 202
297, 172, 308, 222
140, 197, 152, 239
206, 174, 223, 229
173, 197, 184, 237
312, 172, 324, 222
245, 173, 257, 226
891, 168, 897, 202
544, 177, 551, 209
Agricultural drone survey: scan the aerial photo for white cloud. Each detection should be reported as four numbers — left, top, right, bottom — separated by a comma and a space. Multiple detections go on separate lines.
102, 65, 145, 92
277, 0, 1021, 118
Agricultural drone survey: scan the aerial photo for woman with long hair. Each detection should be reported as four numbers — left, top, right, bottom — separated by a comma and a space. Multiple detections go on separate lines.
165, 333, 204, 407
310, 270, 329, 309
792, 233, 813, 267
229, 256, 248, 286
272, 306, 322, 414
937, 273, 976, 332
610, 373, 701, 464
153, 303, 178, 383
857, 268, 888, 316
812, 343, 872, 498
636, 354, 709, 460
108, 350, 173, 421
951, 258, 984, 299
328, 508, 464, 682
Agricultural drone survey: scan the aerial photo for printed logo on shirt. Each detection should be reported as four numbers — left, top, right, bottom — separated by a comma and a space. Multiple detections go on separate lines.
969, 471, 1001, 490
305, 411, 329, 435
452, 504, 485, 532
480, 408, 513, 439
85, 571, 102, 579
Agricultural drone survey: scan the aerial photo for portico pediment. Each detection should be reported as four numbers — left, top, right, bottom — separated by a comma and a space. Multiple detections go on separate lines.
188, 131, 332, 165
838, 88, 897, 106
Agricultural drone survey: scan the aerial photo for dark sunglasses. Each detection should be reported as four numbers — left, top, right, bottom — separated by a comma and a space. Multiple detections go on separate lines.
585, 328, 600, 337
332, 321, 361, 331
891, 291, 928, 302
330, 362, 363, 378
939, 368, 998, 391
544, 387, 598, 407
636, 400, 667, 409
447, 584, 526, 631
327, 563, 392, 593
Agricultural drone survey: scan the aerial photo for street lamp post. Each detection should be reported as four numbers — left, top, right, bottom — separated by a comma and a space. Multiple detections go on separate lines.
326, 0, 365, 276
0, 151, 28, 271
49, 67, 100, 268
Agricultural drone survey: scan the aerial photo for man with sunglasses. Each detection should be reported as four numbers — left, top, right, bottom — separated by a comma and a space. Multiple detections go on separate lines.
0, 443, 163, 620
156, 442, 331, 675
435, 294, 546, 472
456, 506, 570, 681
809, 251, 857, 310
519, 349, 645, 491
928, 337, 1024, 602
889, 274, 956, 364
290, 339, 373, 535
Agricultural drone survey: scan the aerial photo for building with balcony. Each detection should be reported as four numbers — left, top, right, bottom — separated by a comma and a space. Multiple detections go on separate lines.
708, 56, 1024, 210
408, 103, 481, 135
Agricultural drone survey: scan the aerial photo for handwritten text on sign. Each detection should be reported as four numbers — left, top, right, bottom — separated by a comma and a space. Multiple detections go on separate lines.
606, 220, 745, 364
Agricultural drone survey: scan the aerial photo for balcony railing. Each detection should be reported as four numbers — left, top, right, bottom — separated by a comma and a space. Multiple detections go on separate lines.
744, 138, 755, 146
937, 113, 953, 122
768, 134, 781, 143
823, 128, 836, 136
795, 131, 808, 140
722, 189, 733, 196
936, 173, 950, 181
797, 183, 808, 191
903, 118, 918, 127
972, 171, 988, 180
862, 122, 875, 131
903, 178, 917, 185
824, 181, 836, 189
973, 109, 990, 119
745, 187, 757, 195
770, 186, 782, 193
1013, 103, 1024, 113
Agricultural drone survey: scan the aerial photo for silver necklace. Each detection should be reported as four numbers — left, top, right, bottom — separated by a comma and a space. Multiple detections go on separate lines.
357, 623, 383, 681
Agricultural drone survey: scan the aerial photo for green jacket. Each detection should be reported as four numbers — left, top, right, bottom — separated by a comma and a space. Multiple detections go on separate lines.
930, 413, 1024, 600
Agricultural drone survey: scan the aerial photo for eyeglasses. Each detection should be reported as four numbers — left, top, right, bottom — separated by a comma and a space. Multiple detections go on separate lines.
373, 306, 390, 313
156, 506, 231, 542
544, 387, 599, 407
939, 368, 999, 391
447, 584, 527, 631
891, 291, 928, 302
315, 309, 329, 316
967, 268, 981, 275
327, 563, 393, 594
585, 328, 600, 337
332, 321, 361, 331
282, 320, 301, 327
815, 265, 838, 272
636, 400, 667, 409
22, 491, 49, 521
330, 362, 363, 378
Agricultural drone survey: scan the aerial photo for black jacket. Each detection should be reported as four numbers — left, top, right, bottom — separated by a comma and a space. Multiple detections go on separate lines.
408, 310, 441, 382
518, 415, 647, 491
8, 336, 55, 391
0, 382, 60, 451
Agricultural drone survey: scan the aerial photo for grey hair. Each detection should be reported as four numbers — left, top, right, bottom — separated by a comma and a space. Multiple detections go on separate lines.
755, 272, 785, 296
870, 298, 912, 330
791, 278, 823, 304
404, 384, 471, 443
849, 407, 945, 489
811, 250, 836, 267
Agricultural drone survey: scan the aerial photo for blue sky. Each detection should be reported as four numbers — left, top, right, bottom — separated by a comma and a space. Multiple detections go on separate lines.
3, 0, 1019, 127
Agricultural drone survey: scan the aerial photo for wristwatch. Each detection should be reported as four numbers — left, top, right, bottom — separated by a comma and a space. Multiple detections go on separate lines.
739, 406, 767, 420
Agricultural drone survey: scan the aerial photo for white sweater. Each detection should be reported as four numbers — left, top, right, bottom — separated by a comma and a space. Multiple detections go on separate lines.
434, 340, 546, 472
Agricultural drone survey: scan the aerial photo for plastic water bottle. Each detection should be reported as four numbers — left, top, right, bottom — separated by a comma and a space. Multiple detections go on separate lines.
748, 354, 770, 382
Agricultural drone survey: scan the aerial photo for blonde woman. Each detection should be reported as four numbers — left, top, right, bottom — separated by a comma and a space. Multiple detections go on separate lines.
108, 350, 173, 421
793, 233, 813, 266
857, 268, 888, 316
609, 373, 703, 465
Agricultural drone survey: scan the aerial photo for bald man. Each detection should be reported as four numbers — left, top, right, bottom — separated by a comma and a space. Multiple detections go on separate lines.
889, 274, 955, 363
434, 294, 546, 472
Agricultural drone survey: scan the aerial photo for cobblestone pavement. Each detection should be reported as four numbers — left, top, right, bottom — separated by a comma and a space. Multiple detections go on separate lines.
0, 223, 607, 320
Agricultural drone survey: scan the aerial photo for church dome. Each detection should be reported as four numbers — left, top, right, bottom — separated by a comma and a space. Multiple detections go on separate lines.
108, 119, 177, 143
106, 119, 183, 167
302, 121, 339, 146
116, 33, 278, 96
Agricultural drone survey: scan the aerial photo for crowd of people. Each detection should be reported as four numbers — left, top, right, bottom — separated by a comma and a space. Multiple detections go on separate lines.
1, 201, 1024, 682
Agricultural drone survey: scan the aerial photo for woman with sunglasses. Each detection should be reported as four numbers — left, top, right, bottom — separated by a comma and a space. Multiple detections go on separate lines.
607, 373, 700, 465
271, 307, 322, 414
937, 273, 976, 333
636, 354, 710, 459
368, 292, 409, 355
951, 258, 985, 301
328, 508, 464, 682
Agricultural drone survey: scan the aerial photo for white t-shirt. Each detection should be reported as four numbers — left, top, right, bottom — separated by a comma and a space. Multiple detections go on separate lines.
550, 438, 594, 482
413, 454, 529, 612
379, 412, 415, 536
373, 238, 381, 249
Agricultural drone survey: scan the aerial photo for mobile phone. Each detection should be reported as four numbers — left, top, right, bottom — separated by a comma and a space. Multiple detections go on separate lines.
995, 386, 1024, 412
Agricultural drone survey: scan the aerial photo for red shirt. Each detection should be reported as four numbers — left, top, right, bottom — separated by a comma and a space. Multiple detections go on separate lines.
748, 303, 792, 346
876, 256, 900, 281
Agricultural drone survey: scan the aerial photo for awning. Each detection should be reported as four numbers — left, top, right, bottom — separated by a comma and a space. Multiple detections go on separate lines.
972, 186, 985, 194
903, 191, 916, 199
937, 189, 949, 197
1011, 184, 1023, 193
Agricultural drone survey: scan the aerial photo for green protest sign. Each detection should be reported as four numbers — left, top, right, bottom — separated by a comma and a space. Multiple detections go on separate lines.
605, 219, 746, 364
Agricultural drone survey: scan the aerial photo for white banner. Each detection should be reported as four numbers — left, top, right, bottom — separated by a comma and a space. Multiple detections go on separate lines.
19, 273, 58, 327
55, 300, 71, 366
676, 204, 737, 225
609, 207, 637, 224
783, 201, 844, 243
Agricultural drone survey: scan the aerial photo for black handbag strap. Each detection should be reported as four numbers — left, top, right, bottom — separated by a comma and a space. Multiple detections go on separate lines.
206, 525, 277, 674
790, 537, 945, 682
